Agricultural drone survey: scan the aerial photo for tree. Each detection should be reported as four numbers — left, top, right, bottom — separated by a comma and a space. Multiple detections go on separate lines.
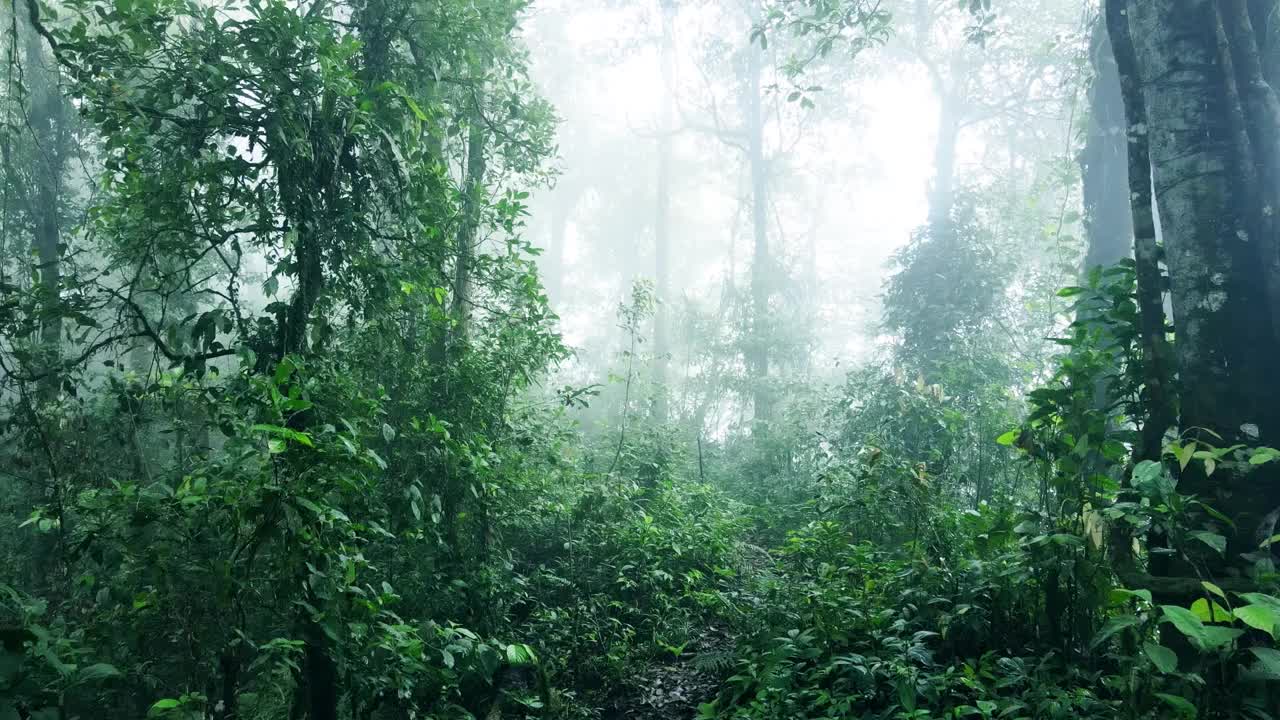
1108, 0, 1280, 572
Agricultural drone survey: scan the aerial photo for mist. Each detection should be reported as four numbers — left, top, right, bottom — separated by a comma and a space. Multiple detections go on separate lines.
5, 0, 1280, 718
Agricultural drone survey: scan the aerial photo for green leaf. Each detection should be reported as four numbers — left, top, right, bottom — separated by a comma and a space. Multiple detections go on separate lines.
1248, 647, 1280, 680
1233, 603, 1280, 639
1110, 588, 1153, 605
1249, 447, 1280, 465
1199, 625, 1243, 649
1056, 286, 1085, 297
1174, 443, 1195, 472
1091, 615, 1140, 648
506, 642, 537, 667
1189, 531, 1226, 556
1132, 460, 1173, 498
1161, 605, 1209, 647
1143, 641, 1177, 673
403, 95, 428, 121
1154, 692, 1197, 719
1201, 581, 1226, 600
74, 662, 122, 684
1189, 598, 1232, 623
250, 424, 314, 448
996, 429, 1020, 446
148, 699, 181, 716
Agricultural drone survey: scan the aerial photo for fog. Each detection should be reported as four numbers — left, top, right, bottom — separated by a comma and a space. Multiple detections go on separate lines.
520, 0, 1091, 436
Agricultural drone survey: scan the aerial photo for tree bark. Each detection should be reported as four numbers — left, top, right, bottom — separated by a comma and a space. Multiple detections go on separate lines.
452, 100, 489, 343
746, 0, 772, 431
1106, 1, 1175, 466
1120, 0, 1280, 568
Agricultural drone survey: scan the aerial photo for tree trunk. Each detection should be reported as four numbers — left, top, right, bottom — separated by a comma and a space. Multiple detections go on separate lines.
928, 94, 959, 240
1106, 1, 1174, 465
1120, 0, 1280, 570
746, 0, 772, 431
653, 0, 676, 422
452, 101, 489, 343
1106, 0, 1178, 589
1219, 0, 1280, 344
1080, 14, 1133, 272
546, 194, 568, 305
24, 21, 68, 397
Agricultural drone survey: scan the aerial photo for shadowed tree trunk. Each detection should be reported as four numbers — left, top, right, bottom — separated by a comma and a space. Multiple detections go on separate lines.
22, 20, 69, 398
453, 100, 489, 344
1110, 0, 1280, 582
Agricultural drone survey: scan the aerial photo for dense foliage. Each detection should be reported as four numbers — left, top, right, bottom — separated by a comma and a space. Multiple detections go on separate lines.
5, 0, 1280, 718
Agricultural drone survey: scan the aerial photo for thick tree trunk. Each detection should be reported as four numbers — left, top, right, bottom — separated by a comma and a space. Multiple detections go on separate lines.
1120, 0, 1280, 569
1080, 15, 1133, 272
1219, 0, 1280, 343
1106, 1, 1174, 464
1105, 0, 1178, 590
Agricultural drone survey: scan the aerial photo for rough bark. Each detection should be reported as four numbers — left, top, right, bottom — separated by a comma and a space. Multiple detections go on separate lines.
1105, 0, 1178, 587
1123, 0, 1280, 566
1106, 1, 1174, 465
1218, 0, 1280, 344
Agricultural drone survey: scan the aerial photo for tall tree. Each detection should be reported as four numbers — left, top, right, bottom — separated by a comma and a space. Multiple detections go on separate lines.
653, 0, 676, 422
745, 0, 773, 431
1079, 14, 1133, 272
1109, 0, 1280, 575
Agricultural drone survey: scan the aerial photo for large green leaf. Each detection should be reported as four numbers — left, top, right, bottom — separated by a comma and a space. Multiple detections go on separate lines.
506, 643, 537, 667
73, 662, 122, 684
1154, 692, 1197, 719
1189, 531, 1226, 556
1234, 603, 1280, 640
1161, 605, 1208, 646
1161, 605, 1239, 650
1189, 598, 1232, 623
1248, 647, 1280, 680
1091, 615, 1139, 648
1143, 641, 1177, 674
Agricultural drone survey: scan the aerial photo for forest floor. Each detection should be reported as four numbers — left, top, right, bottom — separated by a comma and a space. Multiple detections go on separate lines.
618, 625, 729, 719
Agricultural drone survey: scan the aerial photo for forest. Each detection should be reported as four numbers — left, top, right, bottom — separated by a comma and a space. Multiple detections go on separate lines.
2, 0, 1280, 717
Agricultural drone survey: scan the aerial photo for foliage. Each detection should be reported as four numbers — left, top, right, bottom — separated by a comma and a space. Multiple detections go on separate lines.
3, 0, 1277, 717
